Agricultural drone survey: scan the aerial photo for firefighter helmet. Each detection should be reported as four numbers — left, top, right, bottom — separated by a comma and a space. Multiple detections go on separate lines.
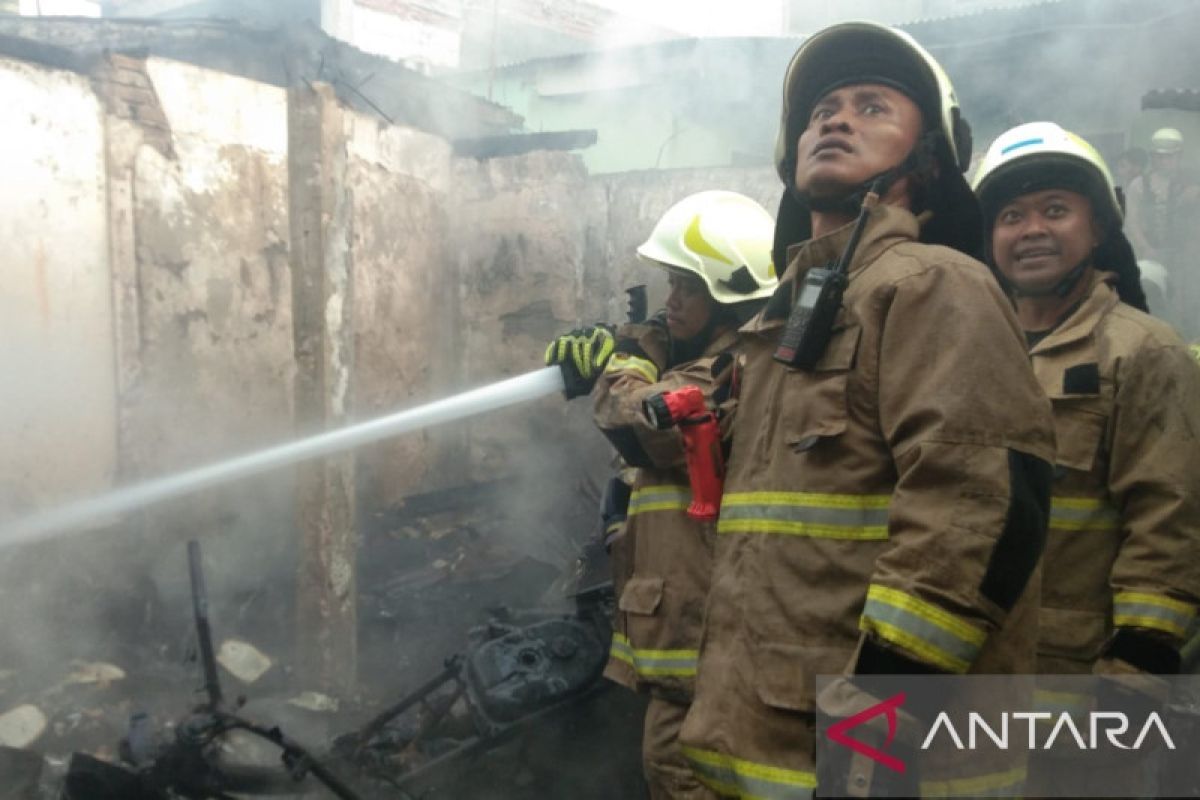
774, 20, 972, 184
636, 191, 778, 304
1151, 127, 1184, 155
972, 121, 1123, 226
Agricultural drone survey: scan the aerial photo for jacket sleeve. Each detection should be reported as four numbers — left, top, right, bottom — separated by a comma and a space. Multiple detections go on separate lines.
592, 324, 727, 470
1105, 341, 1200, 662
857, 257, 1056, 674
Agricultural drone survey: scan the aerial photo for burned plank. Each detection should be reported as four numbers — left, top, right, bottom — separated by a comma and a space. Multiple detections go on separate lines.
452, 129, 598, 160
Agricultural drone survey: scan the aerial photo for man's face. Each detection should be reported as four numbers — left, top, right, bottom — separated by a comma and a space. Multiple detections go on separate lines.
990, 188, 1100, 293
1152, 151, 1181, 173
793, 83, 923, 198
665, 271, 714, 341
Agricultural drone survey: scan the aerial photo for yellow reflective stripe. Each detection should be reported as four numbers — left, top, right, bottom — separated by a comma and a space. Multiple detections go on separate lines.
723, 491, 890, 509
608, 633, 697, 677
604, 353, 658, 383
718, 491, 890, 540
920, 767, 1025, 798
682, 746, 816, 800
860, 585, 986, 674
1114, 591, 1196, 638
628, 485, 690, 516
1034, 688, 1092, 715
1049, 496, 1119, 532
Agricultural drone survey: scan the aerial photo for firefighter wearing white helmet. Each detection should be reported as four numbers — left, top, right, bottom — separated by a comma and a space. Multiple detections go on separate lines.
973, 122, 1200, 796
678, 21, 1054, 799
636, 190, 777, 304
1127, 126, 1200, 311
546, 190, 776, 799
1152, 126, 1185, 154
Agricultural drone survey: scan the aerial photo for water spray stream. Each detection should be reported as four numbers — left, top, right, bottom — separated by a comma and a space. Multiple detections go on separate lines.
0, 367, 566, 549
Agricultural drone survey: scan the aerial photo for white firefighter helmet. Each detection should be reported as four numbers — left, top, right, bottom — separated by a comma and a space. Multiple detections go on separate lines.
636, 191, 778, 304
972, 121, 1123, 226
774, 20, 972, 182
1151, 127, 1184, 154
1138, 259, 1169, 296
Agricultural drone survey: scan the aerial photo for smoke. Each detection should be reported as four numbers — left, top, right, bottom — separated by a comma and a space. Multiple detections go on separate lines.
3, 5, 1200, 791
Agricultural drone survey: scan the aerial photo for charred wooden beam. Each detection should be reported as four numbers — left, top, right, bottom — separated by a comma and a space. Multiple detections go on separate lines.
1142, 88, 1200, 113
452, 129, 598, 159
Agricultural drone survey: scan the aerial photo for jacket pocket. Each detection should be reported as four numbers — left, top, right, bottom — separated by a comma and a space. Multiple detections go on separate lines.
1038, 606, 1110, 663
752, 639, 852, 713
781, 324, 860, 452
1051, 401, 1107, 473
619, 576, 664, 615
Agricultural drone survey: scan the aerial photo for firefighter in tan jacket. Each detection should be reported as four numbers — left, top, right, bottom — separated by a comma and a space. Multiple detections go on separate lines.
547, 191, 778, 799
676, 23, 1056, 799
972, 122, 1200, 795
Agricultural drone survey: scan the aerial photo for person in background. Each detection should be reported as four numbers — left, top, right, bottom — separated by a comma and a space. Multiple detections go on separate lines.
546, 190, 777, 798
1126, 127, 1200, 337
973, 121, 1200, 796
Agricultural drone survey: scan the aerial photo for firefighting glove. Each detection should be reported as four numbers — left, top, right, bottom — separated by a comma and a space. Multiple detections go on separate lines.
816, 677, 922, 799
545, 325, 616, 400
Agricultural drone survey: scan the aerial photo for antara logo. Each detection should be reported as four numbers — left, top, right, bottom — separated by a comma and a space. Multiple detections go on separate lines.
824, 692, 908, 773
920, 712, 1176, 751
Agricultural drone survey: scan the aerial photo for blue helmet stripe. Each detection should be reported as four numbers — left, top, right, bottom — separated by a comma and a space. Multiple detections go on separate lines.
1000, 137, 1044, 155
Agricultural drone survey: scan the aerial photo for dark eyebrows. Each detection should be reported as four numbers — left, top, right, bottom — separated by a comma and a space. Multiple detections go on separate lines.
849, 87, 890, 105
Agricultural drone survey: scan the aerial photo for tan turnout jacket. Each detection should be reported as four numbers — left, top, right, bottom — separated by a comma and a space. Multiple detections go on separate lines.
679, 205, 1056, 799
1031, 272, 1200, 674
594, 322, 736, 699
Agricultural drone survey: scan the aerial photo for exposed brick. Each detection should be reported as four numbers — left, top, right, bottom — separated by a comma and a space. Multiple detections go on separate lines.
90, 52, 174, 159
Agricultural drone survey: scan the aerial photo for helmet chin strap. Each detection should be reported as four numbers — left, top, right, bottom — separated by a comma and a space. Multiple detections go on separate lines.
668, 308, 724, 368
797, 164, 904, 217
1012, 251, 1094, 299
790, 131, 937, 218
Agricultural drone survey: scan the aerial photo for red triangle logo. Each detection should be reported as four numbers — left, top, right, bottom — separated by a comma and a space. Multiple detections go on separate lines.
824, 691, 907, 774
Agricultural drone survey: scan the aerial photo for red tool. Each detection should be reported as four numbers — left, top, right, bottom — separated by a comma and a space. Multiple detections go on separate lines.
642, 385, 725, 521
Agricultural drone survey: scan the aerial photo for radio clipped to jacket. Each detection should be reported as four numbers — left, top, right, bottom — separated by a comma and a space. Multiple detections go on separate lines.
773, 265, 847, 369
773, 182, 883, 369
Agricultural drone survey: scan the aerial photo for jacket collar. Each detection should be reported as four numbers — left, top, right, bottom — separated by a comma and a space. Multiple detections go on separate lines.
1028, 271, 1119, 357
705, 327, 740, 356
742, 204, 921, 335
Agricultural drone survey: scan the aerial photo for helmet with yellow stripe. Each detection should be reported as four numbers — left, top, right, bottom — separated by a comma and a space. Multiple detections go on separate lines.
636, 190, 778, 304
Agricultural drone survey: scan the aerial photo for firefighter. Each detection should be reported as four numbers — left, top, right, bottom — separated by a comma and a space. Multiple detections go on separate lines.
972, 121, 1200, 795
1127, 127, 1200, 338
546, 190, 777, 799
676, 22, 1056, 799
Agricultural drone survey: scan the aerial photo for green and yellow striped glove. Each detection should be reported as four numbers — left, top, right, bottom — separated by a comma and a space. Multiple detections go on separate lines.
545, 325, 616, 399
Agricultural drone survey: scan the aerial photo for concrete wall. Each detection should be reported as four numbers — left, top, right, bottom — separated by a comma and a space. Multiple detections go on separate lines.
118, 58, 296, 593
344, 113, 457, 508
0, 57, 115, 517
